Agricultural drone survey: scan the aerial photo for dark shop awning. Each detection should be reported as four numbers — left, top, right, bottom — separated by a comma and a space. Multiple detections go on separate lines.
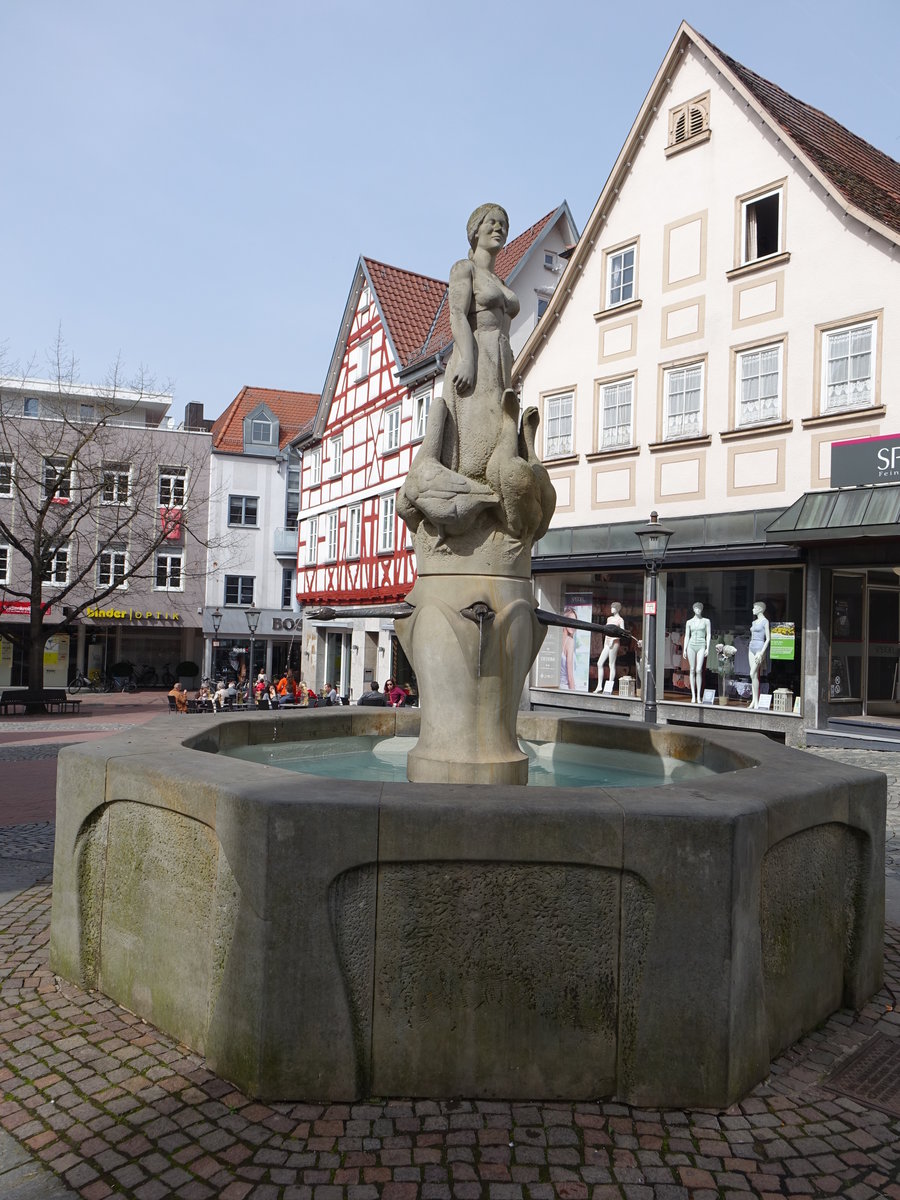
766, 485, 900, 544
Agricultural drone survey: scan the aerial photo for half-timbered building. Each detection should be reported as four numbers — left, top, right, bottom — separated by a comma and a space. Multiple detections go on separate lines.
296, 204, 578, 698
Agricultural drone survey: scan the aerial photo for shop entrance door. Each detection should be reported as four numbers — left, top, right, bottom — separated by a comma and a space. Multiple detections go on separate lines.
867, 587, 900, 714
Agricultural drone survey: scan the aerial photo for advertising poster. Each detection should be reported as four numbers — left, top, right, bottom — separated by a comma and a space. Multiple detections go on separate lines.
43, 634, 70, 687
561, 592, 593, 692
770, 621, 795, 661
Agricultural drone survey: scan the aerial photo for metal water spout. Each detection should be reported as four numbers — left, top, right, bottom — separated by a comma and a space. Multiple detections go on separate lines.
460, 602, 496, 677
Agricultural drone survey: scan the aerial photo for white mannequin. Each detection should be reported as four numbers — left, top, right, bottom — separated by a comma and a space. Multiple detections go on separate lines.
593, 602, 625, 693
684, 601, 711, 704
748, 600, 771, 709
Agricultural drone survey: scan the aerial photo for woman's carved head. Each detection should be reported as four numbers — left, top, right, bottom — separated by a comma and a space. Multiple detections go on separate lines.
466, 203, 510, 255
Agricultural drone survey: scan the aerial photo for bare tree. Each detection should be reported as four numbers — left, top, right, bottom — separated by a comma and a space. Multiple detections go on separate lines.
0, 341, 216, 705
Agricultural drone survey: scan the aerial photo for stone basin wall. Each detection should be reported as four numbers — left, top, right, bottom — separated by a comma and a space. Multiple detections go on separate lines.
49, 710, 885, 1108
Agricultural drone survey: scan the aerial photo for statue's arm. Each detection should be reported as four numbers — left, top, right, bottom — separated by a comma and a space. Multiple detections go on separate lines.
448, 260, 476, 394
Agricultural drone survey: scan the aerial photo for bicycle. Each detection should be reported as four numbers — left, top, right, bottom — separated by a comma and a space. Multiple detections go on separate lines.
132, 663, 158, 689
67, 671, 110, 695
108, 674, 138, 694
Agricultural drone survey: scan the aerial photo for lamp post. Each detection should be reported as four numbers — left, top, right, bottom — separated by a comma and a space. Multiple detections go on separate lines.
245, 603, 261, 689
635, 511, 673, 725
210, 608, 222, 681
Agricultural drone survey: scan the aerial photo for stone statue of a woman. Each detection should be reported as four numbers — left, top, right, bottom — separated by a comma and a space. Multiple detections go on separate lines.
395, 205, 556, 783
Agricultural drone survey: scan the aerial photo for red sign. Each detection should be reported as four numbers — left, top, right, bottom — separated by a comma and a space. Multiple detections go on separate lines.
160, 507, 183, 541
644, 600, 657, 616
0, 601, 35, 616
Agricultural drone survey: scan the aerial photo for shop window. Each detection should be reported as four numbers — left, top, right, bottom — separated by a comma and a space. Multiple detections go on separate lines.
224, 575, 255, 606
228, 495, 258, 526
663, 567, 802, 705
97, 545, 128, 589
829, 574, 864, 701
155, 550, 183, 591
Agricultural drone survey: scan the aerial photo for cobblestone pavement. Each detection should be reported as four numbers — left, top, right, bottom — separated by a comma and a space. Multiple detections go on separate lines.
1, 747, 900, 1200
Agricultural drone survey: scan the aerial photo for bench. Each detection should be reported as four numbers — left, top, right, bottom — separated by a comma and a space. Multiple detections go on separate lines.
0, 688, 81, 714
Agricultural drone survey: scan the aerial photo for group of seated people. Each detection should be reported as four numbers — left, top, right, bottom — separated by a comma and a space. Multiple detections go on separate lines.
168, 673, 413, 714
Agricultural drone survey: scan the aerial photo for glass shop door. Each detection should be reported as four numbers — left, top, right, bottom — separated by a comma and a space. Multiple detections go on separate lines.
867, 587, 900, 712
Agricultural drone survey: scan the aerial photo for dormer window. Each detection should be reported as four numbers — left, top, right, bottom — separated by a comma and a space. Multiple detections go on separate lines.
668, 93, 710, 149
250, 414, 273, 444
243, 404, 280, 455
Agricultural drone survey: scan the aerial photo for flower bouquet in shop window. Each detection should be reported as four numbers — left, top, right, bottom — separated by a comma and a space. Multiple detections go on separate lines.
715, 642, 738, 704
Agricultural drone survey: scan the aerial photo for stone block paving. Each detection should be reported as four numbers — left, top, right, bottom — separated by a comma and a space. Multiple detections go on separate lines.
1, 748, 900, 1199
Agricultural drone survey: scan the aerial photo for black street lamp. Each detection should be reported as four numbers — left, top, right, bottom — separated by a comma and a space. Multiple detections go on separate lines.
245, 603, 261, 685
635, 511, 673, 724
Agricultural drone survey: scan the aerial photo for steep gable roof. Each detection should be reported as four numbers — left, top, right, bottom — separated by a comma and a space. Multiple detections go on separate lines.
514, 21, 900, 383
407, 206, 571, 368
362, 258, 447, 366
211, 386, 319, 453
698, 33, 900, 238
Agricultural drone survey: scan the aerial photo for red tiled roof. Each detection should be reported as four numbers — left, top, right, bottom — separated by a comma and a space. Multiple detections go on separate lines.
407, 209, 559, 367
362, 259, 447, 368
211, 386, 320, 452
700, 34, 900, 237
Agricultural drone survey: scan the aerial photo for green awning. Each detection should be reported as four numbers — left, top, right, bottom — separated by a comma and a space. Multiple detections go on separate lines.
766, 485, 900, 544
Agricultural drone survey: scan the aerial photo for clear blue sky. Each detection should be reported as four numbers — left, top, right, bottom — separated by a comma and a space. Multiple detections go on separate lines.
2, 1, 898, 421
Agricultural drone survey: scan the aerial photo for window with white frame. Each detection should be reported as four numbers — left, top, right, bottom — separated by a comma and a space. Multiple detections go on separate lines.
250, 413, 274, 445
42, 457, 72, 500
42, 544, 69, 586
329, 435, 342, 478
385, 406, 401, 452
606, 245, 636, 307
346, 504, 361, 558
224, 575, 254, 605
23, 396, 38, 417
102, 463, 131, 504
155, 550, 183, 590
158, 467, 186, 507
379, 493, 395, 553
356, 339, 371, 381
281, 567, 294, 609
544, 392, 574, 459
0, 544, 9, 585
305, 516, 318, 564
308, 447, 321, 487
823, 320, 876, 413
0, 456, 13, 498
285, 454, 300, 528
599, 379, 633, 449
414, 390, 431, 440
228, 495, 258, 526
80, 403, 95, 423
737, 344, 782, 427
741, 187, 782, 264
664, 363, 704, 440
325, 511, 338, 561
97, 545, 128, 589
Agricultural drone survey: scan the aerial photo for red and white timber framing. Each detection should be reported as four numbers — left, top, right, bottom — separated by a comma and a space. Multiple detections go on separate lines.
297, 283, 422, 606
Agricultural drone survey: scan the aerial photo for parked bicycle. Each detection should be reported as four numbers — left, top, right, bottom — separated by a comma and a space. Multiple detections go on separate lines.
107, 674, 138, 694
67, 670, 112, 695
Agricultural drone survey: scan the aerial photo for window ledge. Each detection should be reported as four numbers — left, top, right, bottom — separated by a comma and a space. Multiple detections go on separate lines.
664, 129, 711, 157
648, 435, 712, 453
726, 252, 791, 281
593, 298, 642, 323
801, 406, 885, 430
720, 420, 793, 442
586, 445, 640, 462
543, 453, 580, 469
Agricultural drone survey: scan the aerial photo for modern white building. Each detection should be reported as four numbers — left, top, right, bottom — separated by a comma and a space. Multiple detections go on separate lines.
515, 23, 900, 744
203, 386, 318, 684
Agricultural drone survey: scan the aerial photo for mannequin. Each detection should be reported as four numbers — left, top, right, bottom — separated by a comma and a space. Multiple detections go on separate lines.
593, 602, 625, 693
684, 601, 711, 704
748, 601, 770, 709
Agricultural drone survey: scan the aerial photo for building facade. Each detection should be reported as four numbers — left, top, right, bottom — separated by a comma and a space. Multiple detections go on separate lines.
0, 377, 212, 687
296, 206, 578, 699
514, 24, 900, 743
203, 386, 319, 685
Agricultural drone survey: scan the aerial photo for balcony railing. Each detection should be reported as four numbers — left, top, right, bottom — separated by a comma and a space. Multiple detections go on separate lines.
273, 526, 299, 557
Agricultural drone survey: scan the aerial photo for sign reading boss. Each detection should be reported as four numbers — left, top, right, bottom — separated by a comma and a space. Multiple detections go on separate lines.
271, 617, 300, 631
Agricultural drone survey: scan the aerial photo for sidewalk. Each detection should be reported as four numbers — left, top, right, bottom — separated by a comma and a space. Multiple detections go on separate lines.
1, 704, 900, 1199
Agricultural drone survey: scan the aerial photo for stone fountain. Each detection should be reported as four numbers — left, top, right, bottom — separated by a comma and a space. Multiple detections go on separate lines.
48, 206, 886, 1108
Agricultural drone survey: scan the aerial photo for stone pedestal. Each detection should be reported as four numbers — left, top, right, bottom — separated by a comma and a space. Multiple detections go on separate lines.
394, 574, 545, 784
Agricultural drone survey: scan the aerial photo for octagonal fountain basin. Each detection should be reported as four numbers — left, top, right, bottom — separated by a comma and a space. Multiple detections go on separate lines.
49, 709, 885, 1109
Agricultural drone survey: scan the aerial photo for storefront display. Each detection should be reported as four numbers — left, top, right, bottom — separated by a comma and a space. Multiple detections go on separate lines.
535, 573, 644, 694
